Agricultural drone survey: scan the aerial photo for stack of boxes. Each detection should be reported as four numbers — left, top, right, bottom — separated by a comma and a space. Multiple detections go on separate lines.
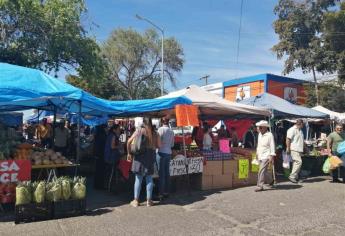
200, 149, 260, 190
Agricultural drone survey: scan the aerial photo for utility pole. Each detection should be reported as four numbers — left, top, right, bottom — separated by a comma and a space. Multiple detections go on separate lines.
200, 75, 210, 85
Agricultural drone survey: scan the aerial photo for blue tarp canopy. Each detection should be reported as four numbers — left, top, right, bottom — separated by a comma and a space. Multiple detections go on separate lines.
0, 112, 23, 126
0, 63, 192, 116
238, 93, 328, 118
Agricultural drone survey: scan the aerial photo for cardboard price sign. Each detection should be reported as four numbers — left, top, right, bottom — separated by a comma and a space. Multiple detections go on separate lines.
0, 160, 31, 183
238, 159, 249, 179
175, 105, 199, 127
169, 156, 203, 176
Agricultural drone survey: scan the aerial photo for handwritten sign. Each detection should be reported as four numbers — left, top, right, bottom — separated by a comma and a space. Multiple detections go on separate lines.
238, 159, 249, 179
0, 160, 31, 183
219, 139, 230, 153
175, 105, 199, 127
170, 156, 203, 176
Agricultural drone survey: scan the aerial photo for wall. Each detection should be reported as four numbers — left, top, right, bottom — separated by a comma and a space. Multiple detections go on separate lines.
224, 80, 264, 102
267, 80, 306, 105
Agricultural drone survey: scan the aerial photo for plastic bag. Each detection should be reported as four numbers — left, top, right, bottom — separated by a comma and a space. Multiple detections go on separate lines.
322, 158, 330, 174
72, 177, 86, 200
61, 179, 71, 200
33, 181, 45, 203
15, 182, 32, 205
46, 181, 62, 202
330, 155, 343, 170
282, 151, 293, 163
337, 141, 345, 155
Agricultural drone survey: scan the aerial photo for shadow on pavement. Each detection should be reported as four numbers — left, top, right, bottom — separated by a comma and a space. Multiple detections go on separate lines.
270, 184, 303, 190
301, 177, 328, 183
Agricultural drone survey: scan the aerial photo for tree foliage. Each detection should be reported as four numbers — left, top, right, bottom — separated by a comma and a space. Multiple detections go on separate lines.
272, 0, 343, 104
101, 28, 184, 99
0, 0, 99, 76
323, 1, 345, 84
304, 82, 345, 112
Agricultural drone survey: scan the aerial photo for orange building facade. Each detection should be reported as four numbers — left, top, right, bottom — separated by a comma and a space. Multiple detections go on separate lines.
223, 74, 306, 105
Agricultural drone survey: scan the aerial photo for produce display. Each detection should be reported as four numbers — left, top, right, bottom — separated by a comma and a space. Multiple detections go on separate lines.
0, 125, 22, 160
231, 147, 255, 158
29, 149, 70, 166
0, 182, 16, 203
15, 176, 86, 205
172, 149, 202, 158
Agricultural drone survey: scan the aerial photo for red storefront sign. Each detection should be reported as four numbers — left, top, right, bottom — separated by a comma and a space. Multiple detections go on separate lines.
0, 160, 31, 184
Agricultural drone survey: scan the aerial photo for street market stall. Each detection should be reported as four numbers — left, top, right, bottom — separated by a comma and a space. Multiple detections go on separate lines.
0, 63, 193, 217
239, 93, 330, 177
157, 85, 271, 190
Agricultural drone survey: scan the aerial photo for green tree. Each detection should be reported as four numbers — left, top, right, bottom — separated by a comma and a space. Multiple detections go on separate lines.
323, 1, 345, 85
101, 28, 184, 99
304, 82, 345, 112
0, 0, 99, 76
272, 0, 338, 104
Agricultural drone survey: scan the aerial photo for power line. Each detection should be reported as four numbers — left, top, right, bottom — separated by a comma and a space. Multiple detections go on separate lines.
235, 0, 244, 79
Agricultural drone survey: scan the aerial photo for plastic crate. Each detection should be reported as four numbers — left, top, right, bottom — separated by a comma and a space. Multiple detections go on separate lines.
53, 199, 86, 219
15, 202, 53, 224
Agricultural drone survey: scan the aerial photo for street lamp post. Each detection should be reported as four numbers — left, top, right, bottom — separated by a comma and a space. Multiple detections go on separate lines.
136, 14, 164, 96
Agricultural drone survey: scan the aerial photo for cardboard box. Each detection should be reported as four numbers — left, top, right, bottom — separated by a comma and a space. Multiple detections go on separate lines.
223, 160, 237, 175
212, 174, 233, 189
201, 175, 213, 190
203, 160, 222, 176
232, 173, 250, 188
248, 172, 258, 185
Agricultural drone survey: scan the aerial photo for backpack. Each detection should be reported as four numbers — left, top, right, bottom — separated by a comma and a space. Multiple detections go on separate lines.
130, 129, 148, 155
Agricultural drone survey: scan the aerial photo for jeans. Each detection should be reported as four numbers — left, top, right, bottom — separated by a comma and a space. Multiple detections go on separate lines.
134, 174, 153, 200
158, 152, 171, 195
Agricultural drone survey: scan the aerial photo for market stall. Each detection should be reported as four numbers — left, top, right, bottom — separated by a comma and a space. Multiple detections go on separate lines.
239, 93, 329, 177
158, 86, 270, 190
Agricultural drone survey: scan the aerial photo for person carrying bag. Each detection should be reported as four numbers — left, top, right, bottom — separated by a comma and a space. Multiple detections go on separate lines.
127, 118, 161, 207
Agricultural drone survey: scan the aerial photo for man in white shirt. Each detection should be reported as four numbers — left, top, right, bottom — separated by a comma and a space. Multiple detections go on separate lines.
255, 120, 275, 192
286, 119, 304, 183
157, 118, 175, 198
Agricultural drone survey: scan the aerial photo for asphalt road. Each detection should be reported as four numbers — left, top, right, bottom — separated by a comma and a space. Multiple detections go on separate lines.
1, 176, 344, 236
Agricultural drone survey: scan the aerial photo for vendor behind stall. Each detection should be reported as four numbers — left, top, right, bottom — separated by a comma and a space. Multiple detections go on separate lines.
54, 119, 70, 156
203, 126, 213, 150
36, 118, 52, 148
217, 125, 230, 139
229, 127, 239, 147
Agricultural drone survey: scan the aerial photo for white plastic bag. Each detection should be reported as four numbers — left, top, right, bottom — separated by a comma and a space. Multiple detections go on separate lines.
282, 151, 292, 169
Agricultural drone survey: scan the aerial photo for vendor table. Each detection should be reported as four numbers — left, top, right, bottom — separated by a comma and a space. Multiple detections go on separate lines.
32, 163, 79, 181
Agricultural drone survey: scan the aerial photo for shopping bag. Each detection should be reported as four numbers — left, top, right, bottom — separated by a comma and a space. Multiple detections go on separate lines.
282, 151, 293, 163
322, 158, 331, 174
329, 155, 343, 170
337, 141, 345, 155
251, 159, 259, 173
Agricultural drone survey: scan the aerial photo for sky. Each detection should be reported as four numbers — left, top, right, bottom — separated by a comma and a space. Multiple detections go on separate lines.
80, 0, 311, 91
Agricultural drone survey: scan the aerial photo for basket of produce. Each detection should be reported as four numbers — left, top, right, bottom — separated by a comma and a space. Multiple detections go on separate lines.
52, 177, 87, 219
15, 181, 53, 224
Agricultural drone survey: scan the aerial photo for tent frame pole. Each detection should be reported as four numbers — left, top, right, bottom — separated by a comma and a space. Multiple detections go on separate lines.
76, 101, 82, 164
182, 127, 191, 195
52, 105, 57, 148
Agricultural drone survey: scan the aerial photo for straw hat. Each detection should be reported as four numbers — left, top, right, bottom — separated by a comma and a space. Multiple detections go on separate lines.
256, 120, 270, 127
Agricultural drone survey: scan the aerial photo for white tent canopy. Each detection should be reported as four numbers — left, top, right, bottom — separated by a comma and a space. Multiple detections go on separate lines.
160, 85, 270, 118
312, 106, 345, 123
